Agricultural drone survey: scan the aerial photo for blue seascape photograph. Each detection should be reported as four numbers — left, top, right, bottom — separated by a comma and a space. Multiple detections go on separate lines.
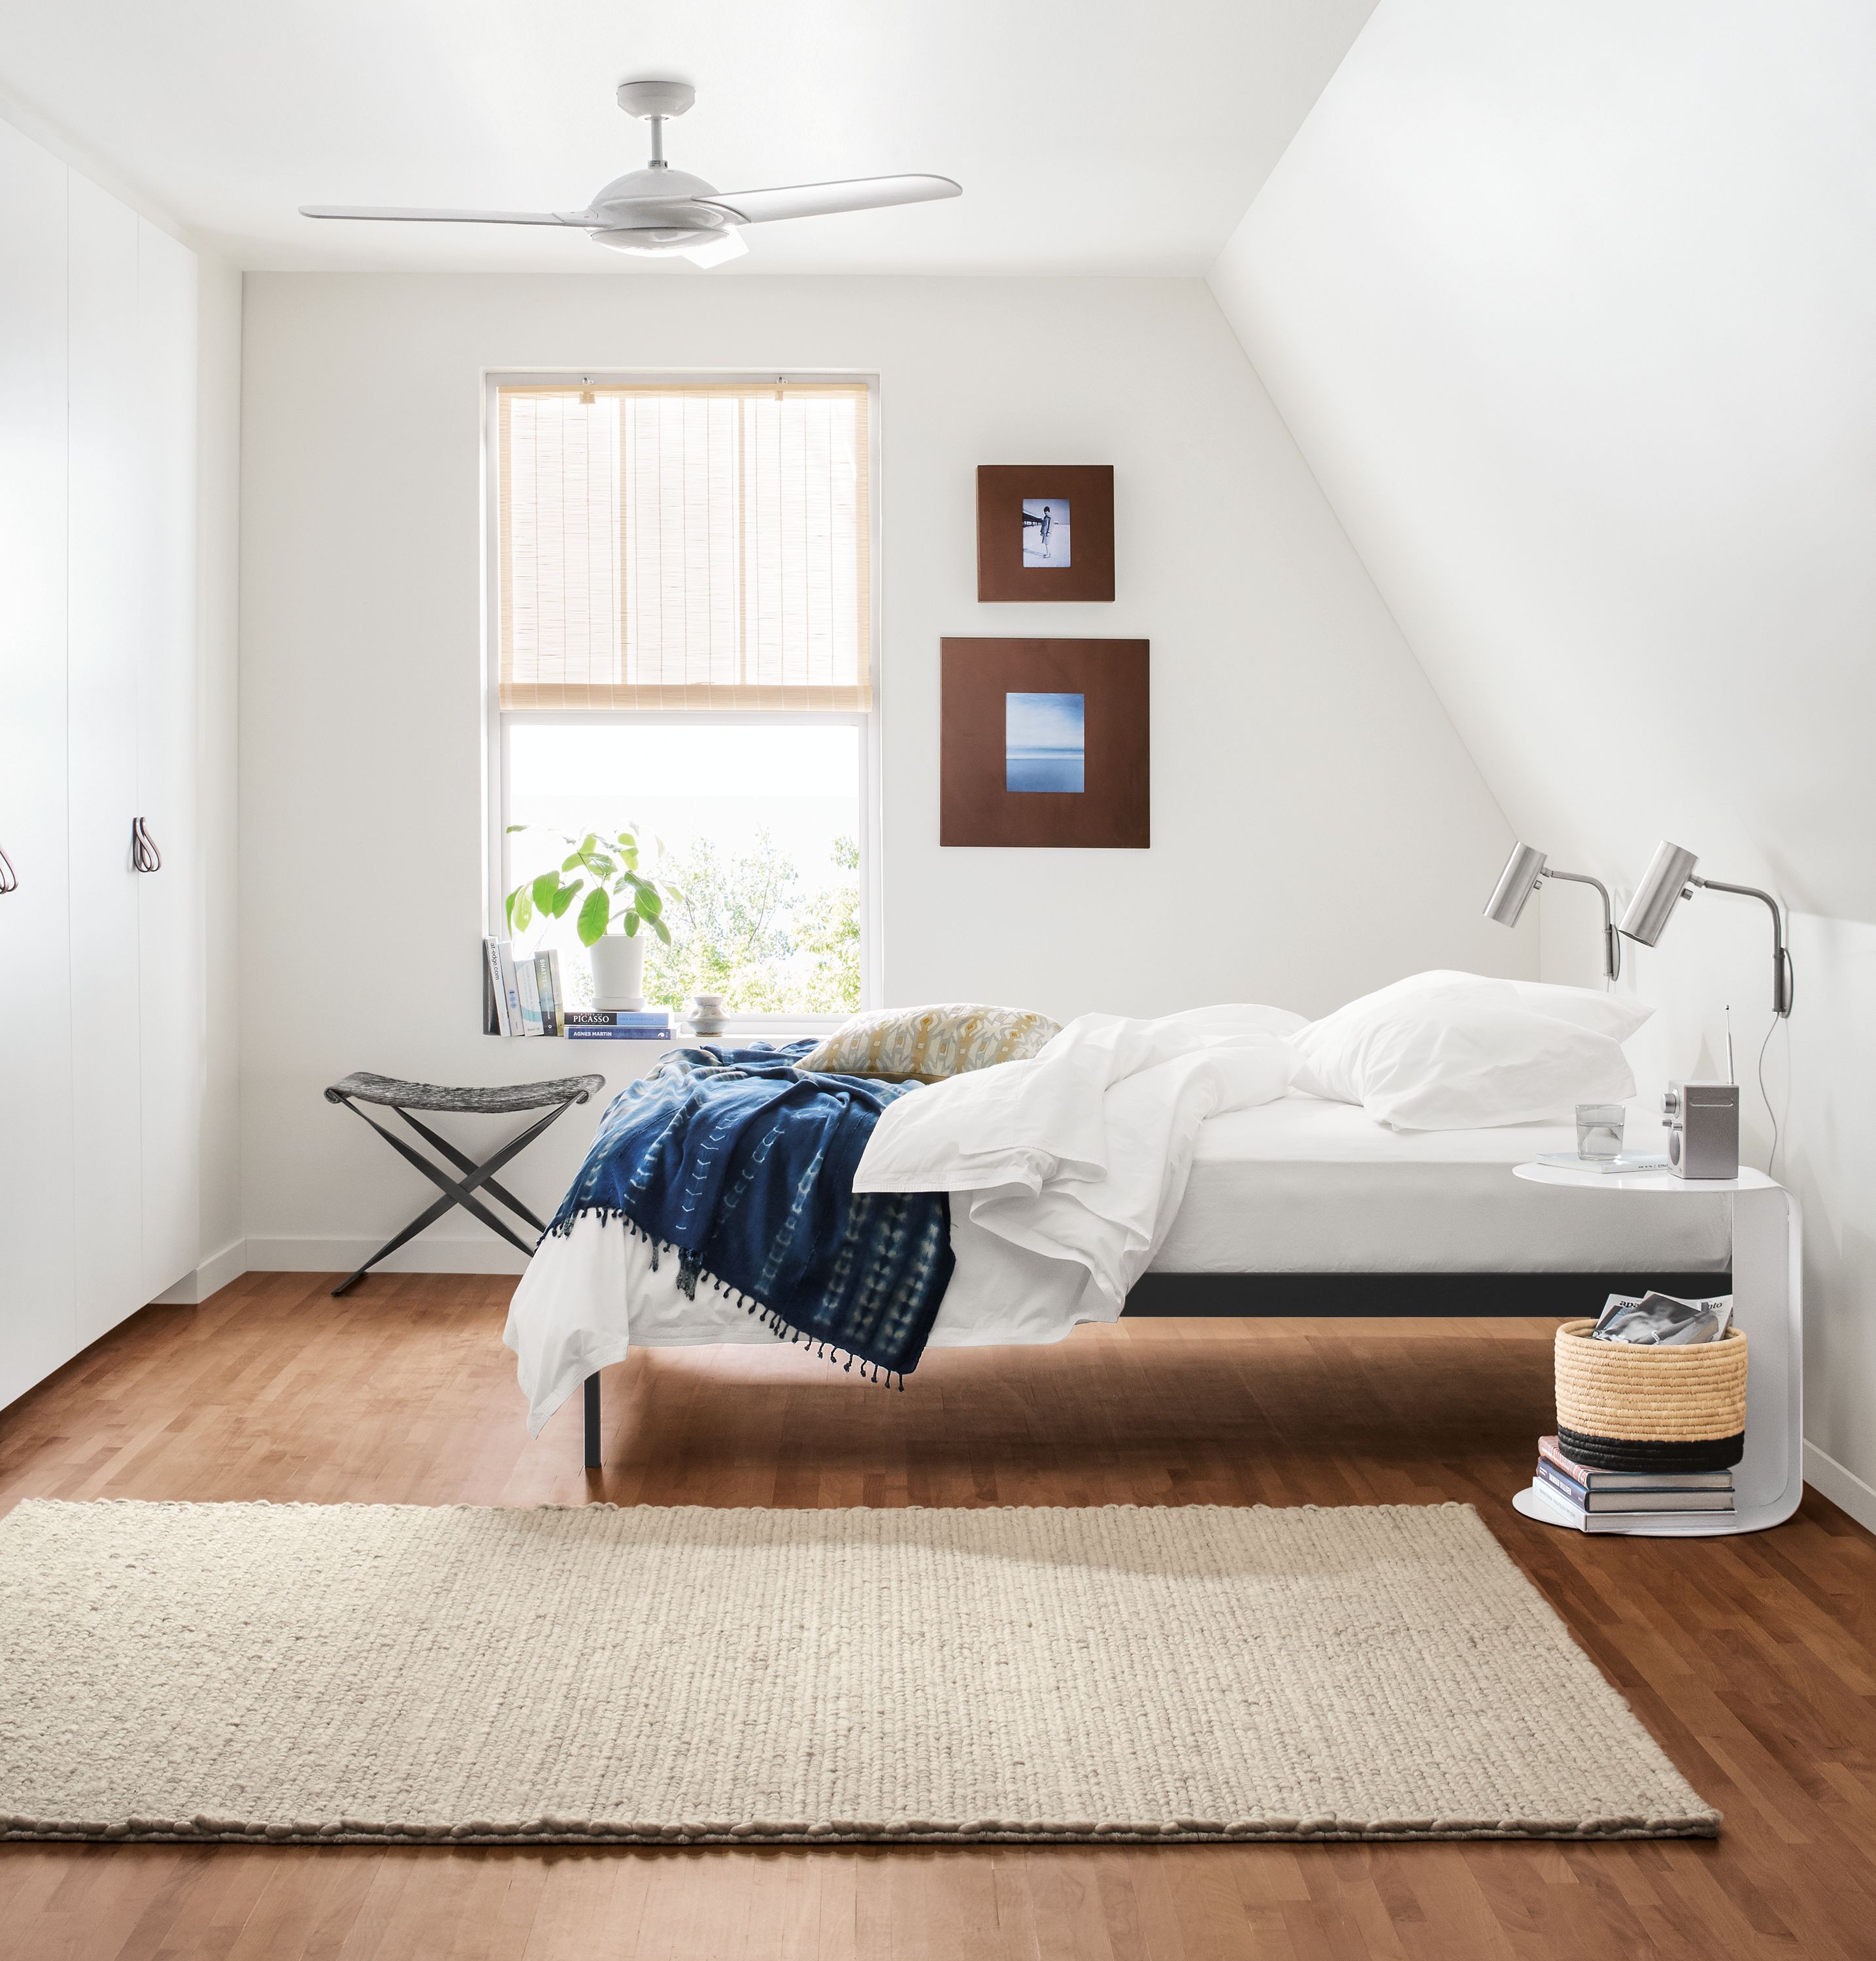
1006, 692, 1086, 793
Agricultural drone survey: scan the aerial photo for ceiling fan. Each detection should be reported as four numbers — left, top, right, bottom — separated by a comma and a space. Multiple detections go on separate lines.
301, 78, 961, 266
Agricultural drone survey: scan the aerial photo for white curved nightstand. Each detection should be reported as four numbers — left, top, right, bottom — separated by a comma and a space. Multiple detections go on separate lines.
1509, 1162, 1803, 1537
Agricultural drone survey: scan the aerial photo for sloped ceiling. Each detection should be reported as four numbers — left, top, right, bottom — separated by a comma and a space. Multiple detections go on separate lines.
1208, 0, 1876, 926
0, 0, 1375, 273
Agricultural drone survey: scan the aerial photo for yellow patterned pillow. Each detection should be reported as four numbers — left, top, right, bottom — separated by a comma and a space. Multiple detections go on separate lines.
799, 1004, 1062, 1083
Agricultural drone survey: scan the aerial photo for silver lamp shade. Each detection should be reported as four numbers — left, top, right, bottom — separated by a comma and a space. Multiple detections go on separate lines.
1618, 841, 1700, 946
1484, 843, 1547, 927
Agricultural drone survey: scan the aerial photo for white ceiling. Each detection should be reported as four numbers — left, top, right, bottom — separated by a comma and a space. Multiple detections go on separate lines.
0, 0, 1375, 275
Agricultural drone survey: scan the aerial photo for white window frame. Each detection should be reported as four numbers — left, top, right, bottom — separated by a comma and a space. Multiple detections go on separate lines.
480, 369, 884, 1031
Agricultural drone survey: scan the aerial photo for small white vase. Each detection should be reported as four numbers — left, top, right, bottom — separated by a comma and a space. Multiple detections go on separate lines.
589, 930, 647, 1011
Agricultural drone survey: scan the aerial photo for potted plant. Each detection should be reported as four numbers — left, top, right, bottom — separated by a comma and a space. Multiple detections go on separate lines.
505, 826, 674, 1010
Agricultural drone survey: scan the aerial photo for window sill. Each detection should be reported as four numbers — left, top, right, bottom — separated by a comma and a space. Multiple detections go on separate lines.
697, 1014, 846, 1038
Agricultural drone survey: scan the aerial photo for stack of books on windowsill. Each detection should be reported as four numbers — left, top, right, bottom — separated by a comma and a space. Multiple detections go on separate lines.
1533, 1433, 1734, 1530
564, 1010, 675, 1041
483, 937, 567, 1037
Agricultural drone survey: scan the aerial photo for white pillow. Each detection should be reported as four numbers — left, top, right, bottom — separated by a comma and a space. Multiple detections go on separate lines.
1291, 971, 1637, 1130
1507, 978, 1652, 1043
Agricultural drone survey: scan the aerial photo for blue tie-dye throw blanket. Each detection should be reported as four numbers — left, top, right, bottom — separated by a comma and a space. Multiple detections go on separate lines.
547, 1043, 954, 1383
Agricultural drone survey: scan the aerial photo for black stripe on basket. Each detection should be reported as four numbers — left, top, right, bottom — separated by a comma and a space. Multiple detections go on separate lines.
1558, 1426, 1745, 1473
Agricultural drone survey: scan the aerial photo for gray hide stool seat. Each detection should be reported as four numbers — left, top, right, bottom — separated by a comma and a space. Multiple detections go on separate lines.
324, 1070, 607, 1298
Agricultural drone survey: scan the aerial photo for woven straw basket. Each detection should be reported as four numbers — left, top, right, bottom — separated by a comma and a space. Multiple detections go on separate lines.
1553, 1319, 1749, 1473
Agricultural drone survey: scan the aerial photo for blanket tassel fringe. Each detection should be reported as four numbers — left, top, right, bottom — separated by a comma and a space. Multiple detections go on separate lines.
553, 1206, 906, 1390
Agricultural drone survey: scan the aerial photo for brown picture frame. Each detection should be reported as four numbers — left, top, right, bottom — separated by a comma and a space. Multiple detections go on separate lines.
976, 465, 1115, 602
941, 638, 1149, 848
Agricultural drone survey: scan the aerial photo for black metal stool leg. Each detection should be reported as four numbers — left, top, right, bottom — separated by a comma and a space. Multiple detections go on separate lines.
395, 1107, 558, 1235
584, 1373, 602, 1469
331, 1189, 459, 1296
329, 1096, 573, 1296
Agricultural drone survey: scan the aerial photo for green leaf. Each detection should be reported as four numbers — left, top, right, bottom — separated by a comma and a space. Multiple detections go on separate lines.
549, 879, 581, 918
578, 833, 598, 858
511, 884, 533, 932
505, 824, 529, 835
652, 916, 671, 945
561, 851, 586, 874
635, 886, 663, 920
576, 886, 612, 947
531, 871, 561, 913
503, 888, 517, 932
621, 913, 639, 937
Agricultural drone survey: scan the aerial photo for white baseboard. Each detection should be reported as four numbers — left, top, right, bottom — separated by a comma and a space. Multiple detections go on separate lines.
152, 1237, 252, 1305
243, 1235, 531, 1278
1803, 1439, 1876, 1535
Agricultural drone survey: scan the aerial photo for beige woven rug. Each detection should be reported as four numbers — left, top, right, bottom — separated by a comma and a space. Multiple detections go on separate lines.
0, 1499, 1715, 1846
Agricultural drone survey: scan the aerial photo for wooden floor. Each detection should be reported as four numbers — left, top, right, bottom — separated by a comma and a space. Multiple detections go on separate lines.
2, 1274, 1873, 1960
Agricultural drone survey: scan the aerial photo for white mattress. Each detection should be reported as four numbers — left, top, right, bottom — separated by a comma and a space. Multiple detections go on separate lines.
1150, 1096, 1731, 1275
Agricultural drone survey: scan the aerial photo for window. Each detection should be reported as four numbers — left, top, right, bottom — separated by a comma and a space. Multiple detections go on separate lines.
487, 377, 878, 1020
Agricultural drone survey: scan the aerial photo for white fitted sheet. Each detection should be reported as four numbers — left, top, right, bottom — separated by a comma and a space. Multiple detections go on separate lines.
1152, 1096, 1731, 1274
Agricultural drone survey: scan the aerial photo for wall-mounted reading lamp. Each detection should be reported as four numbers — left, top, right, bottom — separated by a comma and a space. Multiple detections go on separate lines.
1483, 842, 1621, 980
1616, 839, 1793, 1016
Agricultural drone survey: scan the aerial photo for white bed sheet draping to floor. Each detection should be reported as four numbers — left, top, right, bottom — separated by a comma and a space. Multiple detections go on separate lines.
504, 1006, 1303, 1433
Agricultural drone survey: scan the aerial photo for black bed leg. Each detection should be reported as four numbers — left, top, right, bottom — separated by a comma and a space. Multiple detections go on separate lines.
583, 1372, 602, 1469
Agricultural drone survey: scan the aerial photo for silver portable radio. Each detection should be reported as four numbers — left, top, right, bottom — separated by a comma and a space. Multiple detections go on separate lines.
1661, 1081, 1739, 1179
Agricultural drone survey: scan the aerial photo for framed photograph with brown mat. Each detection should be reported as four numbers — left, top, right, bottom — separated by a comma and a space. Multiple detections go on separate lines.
941, 638, 1148, 847
976, 466, 1115, 602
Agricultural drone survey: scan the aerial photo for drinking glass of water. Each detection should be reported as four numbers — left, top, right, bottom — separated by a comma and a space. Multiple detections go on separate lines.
1576, 1103, 1626, 1160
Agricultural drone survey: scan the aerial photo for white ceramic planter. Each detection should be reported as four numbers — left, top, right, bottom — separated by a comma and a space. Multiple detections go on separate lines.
589, 930, 647, 1011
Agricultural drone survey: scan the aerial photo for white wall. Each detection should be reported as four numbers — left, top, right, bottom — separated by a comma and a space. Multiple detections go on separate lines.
1208, 0, 1876, 1509
189, 251, 243, 1292
239, 271, 1521, 1272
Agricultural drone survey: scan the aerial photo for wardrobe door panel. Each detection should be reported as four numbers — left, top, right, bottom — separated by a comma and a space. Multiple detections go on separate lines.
0, 124, 77, 1403
133, 218, 200, 1300
67, 175, 146, 1347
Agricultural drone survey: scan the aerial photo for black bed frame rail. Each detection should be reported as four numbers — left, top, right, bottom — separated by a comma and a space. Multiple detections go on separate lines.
1120, 1271, 1730, 1318
577, 1269, 1728, 1468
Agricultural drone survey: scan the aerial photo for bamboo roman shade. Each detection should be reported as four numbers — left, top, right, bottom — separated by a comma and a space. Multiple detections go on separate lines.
498, 381, 873, 711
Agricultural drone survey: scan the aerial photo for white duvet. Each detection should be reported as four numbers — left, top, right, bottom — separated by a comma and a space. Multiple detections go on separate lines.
504, 1005, 1303, 1433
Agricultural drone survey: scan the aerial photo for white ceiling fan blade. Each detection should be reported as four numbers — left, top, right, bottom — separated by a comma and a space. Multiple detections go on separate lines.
698, 175, 962, 226
299, 206, 599, 227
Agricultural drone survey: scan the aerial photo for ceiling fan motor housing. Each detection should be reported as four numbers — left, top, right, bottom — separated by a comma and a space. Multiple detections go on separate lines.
585, 165, 736, 252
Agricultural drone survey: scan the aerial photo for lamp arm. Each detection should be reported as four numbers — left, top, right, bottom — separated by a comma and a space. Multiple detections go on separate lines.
1539, 866, 1620, 982
1689, 876, 1792, 1016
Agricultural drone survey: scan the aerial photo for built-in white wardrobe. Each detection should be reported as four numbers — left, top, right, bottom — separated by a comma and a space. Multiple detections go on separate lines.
0, 117, 202, 1409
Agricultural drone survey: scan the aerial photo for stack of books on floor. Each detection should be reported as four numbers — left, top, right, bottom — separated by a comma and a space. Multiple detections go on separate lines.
564, 1009, 675, 1041
1533, 1434, 1734, 1530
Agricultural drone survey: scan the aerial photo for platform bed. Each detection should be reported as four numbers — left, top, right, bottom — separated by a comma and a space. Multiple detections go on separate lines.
527, 1095, 1735, 1467
578, 1267, 1730, 1467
